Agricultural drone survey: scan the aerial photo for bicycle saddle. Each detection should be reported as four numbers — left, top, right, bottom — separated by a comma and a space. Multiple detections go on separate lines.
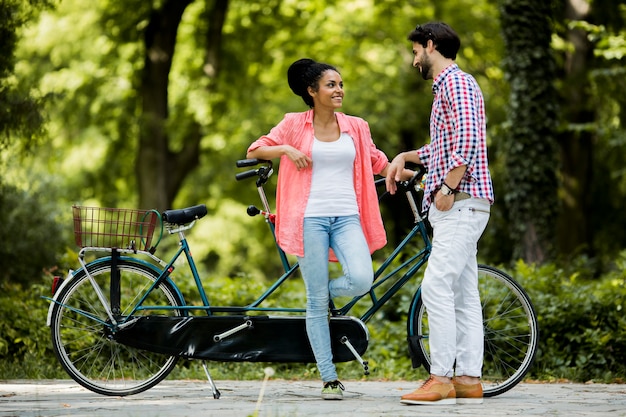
163, 204, 208, 224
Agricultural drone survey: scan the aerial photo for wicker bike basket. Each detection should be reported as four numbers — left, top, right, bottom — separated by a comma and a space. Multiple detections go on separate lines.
72, 205, 161, 251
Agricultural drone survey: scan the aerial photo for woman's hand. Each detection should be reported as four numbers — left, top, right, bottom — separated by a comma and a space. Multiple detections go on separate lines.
284, 146, 312, 170
248, 145, 312, 170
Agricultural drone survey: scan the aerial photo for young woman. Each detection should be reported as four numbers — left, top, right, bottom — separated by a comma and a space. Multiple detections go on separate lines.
247, 58, 412, 399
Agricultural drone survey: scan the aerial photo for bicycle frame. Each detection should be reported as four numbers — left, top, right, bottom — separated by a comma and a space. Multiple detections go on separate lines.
102, 171, 432, 327
47, 162, 430, 330
253, 176, 431, 323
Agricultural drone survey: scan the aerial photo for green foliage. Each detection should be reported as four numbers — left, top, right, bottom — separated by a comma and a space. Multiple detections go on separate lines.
14, 0, 145, 207
0, 0, 52, 149
1, 0, 626, 352
3, 255, 626, 383
513, 256, 626, 382
9, 0, 514, 275
3, 0, 626, 385
0, 281, 65, 379
584, 20, 626, 258
0, 180, 70, 285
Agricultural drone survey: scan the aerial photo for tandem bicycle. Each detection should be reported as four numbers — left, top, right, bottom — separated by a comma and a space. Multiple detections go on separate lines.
45, 159, 539, 399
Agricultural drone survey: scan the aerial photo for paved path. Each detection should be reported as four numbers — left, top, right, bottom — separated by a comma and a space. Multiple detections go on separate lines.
1, 379, 625, 417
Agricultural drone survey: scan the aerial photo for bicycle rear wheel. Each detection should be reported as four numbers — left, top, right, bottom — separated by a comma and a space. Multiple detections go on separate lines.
50, 259, 183, 396
408, 264, 539, 397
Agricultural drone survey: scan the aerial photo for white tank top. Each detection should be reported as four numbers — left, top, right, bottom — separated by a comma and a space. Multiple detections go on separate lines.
305, 132, 358, 217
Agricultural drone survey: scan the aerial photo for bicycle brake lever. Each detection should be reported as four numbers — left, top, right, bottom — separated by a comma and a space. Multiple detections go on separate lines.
255, 167, 274, 187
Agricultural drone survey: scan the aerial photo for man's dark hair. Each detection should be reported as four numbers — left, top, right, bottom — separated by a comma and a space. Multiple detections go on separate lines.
407, 22, 461, 60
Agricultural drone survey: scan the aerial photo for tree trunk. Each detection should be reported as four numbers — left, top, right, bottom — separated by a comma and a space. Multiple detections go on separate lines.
136, 0, 192, 211
136, 0, 228, 211
499, 0, 560, 263
556, 0, 595, 256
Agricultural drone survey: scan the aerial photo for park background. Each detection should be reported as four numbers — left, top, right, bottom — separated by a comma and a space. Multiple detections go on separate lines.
1, 0, 625, 384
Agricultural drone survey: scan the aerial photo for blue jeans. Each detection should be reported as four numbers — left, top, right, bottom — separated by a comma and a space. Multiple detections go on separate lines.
297, 215, 374, 382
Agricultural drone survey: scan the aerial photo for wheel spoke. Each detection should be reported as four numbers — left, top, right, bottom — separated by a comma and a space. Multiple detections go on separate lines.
50, 260, 182, 396
410, 265, 538, 397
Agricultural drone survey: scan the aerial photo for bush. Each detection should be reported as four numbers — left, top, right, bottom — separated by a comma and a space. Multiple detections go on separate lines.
0, 281, 66, 379
512, 256, 626, 382
0, 182, 70, 286
2, 256, 626, 383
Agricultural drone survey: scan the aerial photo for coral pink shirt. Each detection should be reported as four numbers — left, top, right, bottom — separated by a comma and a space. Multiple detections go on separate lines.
247, 109, 388, 258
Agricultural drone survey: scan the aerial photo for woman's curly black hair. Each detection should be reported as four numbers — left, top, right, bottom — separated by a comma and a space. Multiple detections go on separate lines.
287, 58, 338, 108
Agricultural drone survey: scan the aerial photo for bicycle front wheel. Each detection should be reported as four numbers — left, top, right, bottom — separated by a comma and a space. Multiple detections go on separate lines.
408, 265, 539, 397
50, 259, 184, 396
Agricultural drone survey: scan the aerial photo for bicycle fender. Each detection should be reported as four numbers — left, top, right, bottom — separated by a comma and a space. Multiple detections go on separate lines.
405, 286, 425, 368
45, 256, 184, 327
45, 268, 79, 326
406, 286, 422, 334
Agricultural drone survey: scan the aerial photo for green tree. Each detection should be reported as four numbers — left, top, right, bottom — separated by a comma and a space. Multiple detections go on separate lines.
0, 0, 69, 286
11, 0, 511, 278
588, 21, 626, 263
554, 0, 626, 262
556, 0, 595, 258
499, 0, 560, 263
135, 0, 229, 211
0, 0, 51, 151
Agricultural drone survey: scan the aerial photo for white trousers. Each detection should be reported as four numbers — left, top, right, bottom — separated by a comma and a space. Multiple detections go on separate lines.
422, 197, 490, 378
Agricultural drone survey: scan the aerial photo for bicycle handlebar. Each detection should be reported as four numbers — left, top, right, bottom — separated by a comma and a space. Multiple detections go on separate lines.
235, 159, 274, 187
236, 158, 426, 219
235, 169, 261, 181
236, 158, 269, 168
236, 159, 426, 190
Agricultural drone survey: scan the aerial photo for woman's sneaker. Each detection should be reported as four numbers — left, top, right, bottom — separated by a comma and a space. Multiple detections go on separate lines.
321, 380, 345, 400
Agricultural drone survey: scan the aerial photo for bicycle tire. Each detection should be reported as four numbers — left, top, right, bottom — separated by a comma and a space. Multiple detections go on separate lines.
407, 264, 539, 397
50, 259, 183, 396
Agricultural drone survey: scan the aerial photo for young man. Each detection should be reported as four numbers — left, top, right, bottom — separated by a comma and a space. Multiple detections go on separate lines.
386, 22, 494, 405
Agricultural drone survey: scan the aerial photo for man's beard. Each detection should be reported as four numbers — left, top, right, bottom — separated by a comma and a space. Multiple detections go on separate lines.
419, 51, 433, 80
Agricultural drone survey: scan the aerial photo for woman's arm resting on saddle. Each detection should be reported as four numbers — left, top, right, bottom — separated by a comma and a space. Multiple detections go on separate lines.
247, 145, 313, 171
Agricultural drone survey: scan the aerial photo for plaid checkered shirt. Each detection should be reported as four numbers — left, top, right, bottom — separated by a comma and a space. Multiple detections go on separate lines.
416, 63, 494, 211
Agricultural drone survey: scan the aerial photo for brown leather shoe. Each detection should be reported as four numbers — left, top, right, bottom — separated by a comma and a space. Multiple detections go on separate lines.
400, 376, 456, 405
453, 378, 483, 404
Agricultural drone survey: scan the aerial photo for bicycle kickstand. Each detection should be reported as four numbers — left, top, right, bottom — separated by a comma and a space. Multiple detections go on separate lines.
201, 361, 221, 399
340, 336, 370, 375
